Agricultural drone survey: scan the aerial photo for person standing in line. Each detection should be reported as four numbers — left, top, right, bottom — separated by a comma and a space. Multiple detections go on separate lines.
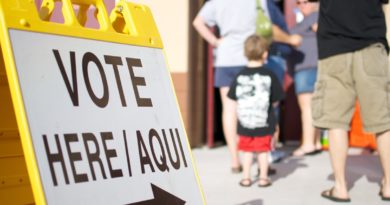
309, 0, 390, 202
193, 0, 301, 173
228, 35, 284, 187
289, 0, 322, 157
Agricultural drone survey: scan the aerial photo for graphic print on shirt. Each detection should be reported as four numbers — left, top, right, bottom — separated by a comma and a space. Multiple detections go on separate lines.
236, 73, 271, 129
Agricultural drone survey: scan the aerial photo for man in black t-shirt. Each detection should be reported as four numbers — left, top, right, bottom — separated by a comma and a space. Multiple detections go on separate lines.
310, 0, 390, 202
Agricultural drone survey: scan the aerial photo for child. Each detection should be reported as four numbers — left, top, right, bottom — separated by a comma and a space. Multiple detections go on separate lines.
227, 35, 284, 187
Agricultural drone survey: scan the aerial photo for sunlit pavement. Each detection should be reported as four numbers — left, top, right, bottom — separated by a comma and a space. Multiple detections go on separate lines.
192, 145, 388, 205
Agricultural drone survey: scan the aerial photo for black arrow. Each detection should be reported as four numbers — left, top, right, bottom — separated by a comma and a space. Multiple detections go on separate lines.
125, 183, 186, 205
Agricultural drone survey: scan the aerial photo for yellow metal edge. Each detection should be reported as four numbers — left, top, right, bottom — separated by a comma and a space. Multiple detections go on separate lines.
162, 50, 207, 205
0, 1, 178, 204
1, 0, 163, 49
0, 4, 46, 205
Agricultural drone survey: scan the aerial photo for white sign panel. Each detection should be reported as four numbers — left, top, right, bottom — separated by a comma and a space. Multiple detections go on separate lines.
9, 29, 203, 205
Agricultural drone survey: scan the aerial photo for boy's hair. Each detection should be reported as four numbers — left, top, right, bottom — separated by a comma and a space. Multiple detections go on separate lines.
244, 35, 270, 61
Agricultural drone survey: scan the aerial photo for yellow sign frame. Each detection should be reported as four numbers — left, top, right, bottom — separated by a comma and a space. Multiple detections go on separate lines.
0, 0, 205, 204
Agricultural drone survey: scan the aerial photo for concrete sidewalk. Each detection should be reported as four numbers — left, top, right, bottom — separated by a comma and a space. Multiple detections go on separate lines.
191, 146, 387, 205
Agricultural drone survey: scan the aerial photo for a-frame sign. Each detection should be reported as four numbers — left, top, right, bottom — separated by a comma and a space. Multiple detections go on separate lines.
0, 0, 206, 204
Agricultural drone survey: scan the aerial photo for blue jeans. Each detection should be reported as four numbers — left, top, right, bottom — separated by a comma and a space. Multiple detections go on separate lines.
294, 67, 317, 94
265, 55, 286, 87
265, 55, 286, 122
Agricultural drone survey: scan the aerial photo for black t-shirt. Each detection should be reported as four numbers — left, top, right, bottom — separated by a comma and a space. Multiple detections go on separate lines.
227, 66, 284, 137
317, 0, 389, 59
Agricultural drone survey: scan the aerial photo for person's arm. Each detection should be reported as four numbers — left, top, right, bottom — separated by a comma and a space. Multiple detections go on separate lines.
272, 25, 302, 47
267, 0, 302, 47
193, 15, 221, 47
291, 13, 318, 35
384, 2, 389, 14
290, 22, 309, 35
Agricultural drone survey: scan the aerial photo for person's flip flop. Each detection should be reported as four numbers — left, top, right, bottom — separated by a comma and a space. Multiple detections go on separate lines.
239, 178, 252, 187
321, 188, 351, 203
292, 148, 322, 157
306, 149, 322, 155
379, 190, 390, 201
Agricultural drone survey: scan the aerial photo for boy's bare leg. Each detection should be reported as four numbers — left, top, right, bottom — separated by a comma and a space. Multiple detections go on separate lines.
257, 151, 269, 185
241, 152, 253, 183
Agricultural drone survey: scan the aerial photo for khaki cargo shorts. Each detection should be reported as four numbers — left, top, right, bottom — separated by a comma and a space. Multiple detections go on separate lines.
312, 43, 390, 134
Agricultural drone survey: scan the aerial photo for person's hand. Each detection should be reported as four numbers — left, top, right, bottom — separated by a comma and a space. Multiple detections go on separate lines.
288, 34, 302, 47
213, 37, 223, 47
311, 23, 318, 32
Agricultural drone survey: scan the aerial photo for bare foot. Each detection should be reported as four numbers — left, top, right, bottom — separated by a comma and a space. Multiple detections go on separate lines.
380, 180, 390, 200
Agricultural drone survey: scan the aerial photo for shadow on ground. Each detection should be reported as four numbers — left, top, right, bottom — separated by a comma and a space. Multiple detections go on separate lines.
325, 149, 382, 190
236, 199, 263, 205
250, 147, 308, 183
269, 157, 307, 182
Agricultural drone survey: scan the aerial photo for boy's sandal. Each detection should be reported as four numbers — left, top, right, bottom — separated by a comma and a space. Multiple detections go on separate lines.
239, 178, 252, 187
258, 178, 272, 187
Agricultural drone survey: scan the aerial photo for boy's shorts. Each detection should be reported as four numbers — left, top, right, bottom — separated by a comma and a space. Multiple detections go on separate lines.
312, 43, 390, 134
238, 135, 272, 152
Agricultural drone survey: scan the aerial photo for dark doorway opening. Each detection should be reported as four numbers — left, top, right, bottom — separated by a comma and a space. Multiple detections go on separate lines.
189, 0, 302, 148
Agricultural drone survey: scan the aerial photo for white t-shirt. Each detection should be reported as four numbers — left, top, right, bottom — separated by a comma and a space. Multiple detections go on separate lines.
198, 0, 270, 67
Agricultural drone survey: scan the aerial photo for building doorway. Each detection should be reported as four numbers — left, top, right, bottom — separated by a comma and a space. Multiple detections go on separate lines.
188, 0, 302, 148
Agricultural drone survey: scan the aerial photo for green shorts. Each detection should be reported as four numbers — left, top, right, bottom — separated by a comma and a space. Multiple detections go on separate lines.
312, 43, 390, 134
